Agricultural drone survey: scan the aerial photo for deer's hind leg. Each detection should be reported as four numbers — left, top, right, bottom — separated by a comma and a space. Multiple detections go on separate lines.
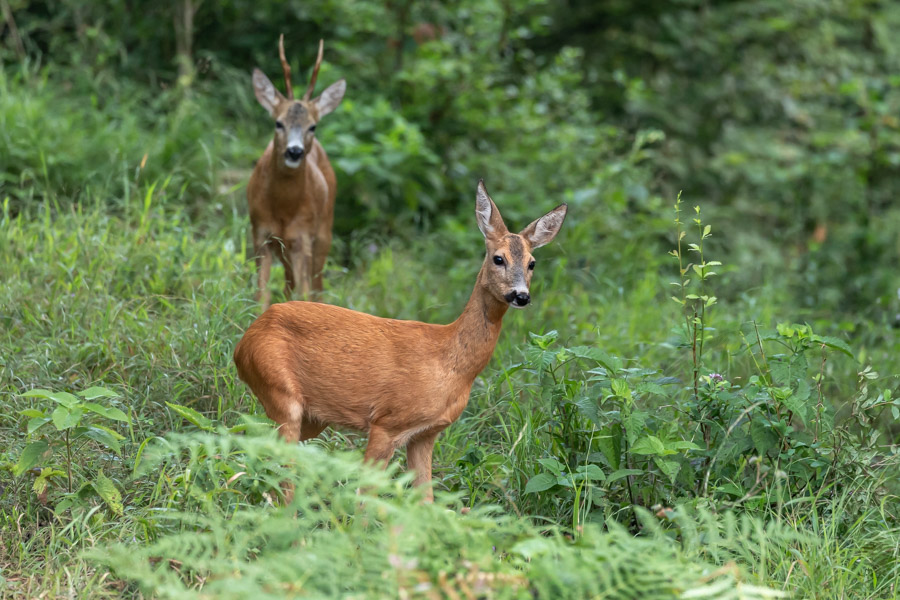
258, 387, 306, 503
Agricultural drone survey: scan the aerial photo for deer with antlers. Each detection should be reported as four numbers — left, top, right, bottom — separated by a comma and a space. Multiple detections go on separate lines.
247, 36, 346, 309
234, 181, 567, 502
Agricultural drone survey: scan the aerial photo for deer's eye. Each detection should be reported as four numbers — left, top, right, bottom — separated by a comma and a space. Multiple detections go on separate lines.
309, 125, 316, 133
493, 256, 505, 266
275, 121, 285, 130
528, 260, 536, 270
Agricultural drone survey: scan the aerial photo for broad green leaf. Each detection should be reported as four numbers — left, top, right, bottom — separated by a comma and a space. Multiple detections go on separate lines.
635, 382, 668, 397
574, 396, 601, 427
566, 346, 622, 372
88, 423, 125, 440
597, 425, 622, 470
19, 408, 46, 419
716, 482, 744, 498
165, 402, 214, 431
23, 389, 78, 408
556, 475, 576, 488
14, 440, 50, 476
227, 414, 275, 436
623, 410, 647, 445
83, 402, 130, 423
654, 457, 681, 483
27, 416, 52, 434
92, 470, 124, 516
84, 427, 122, 454
631, 435, 671, 456
527, 330, 558, 349
524, 346, 554, 371
574, 464, 606, 482
536, 458, 565, 475
667, 440, 703, 451
606, 468, 643, 483
32, 468, 64, 496
750, 419, 778, 456
810, 335, 854, 358
52, 405, 83, 430
782, 380, 811, 425
33, 473, 50, 496
524, 473, 557, 494
611, 379, 632, 401
77, 386, 119, 400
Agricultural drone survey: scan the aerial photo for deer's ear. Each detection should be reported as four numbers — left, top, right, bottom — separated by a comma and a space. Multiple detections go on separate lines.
253, 69, 284, 117
521, 204, 567, 249
314, 79, 346, 117
475, 180, 508, 239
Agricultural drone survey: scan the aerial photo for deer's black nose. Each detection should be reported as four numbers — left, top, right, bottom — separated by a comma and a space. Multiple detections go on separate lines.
513, 292, 530, 306
286, 146, 304, 161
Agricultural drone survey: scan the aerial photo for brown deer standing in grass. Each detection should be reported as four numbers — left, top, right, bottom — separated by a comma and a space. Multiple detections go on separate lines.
248, 35, 346, 309
234, 181, 567, 502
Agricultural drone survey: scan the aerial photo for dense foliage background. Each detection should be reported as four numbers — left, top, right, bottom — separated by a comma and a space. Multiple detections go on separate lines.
1, 0, 899, 598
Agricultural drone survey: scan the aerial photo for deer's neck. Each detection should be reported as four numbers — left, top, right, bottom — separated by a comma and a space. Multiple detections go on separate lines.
445, 264, 509, 380
269, 151, 312, 188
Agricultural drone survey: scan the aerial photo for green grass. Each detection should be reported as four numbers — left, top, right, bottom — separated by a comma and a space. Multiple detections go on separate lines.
1, 69, 899, 599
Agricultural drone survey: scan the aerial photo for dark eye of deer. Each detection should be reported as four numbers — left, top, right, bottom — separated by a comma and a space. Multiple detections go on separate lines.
493, 256, 504, 266
309, 125, 316, 133
528, 260, 536, 270
275, 121, 285, 130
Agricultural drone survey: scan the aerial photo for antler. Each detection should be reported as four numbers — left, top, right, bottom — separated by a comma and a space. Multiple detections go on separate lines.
302, 39, 324, 101
278, 34, 294, 100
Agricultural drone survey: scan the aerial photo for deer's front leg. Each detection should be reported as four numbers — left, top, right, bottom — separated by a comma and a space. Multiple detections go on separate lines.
289, 232, 314, 299
407, 429, 442, 503
253, 234, 274, 311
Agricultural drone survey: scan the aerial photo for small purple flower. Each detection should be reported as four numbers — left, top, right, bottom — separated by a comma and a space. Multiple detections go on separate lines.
709, 373, 724, 383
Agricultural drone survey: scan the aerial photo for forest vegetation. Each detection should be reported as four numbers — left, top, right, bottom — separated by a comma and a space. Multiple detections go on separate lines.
1, 1, 899, 598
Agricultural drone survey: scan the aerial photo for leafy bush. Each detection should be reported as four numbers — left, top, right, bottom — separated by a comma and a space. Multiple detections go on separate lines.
12, 386, 129, 515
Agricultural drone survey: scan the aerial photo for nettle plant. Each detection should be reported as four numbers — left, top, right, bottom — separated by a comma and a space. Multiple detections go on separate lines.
670, 193, 720, 452
701, 321, 897, 505
518, 330, 699, 527
14, 386, 130, 515
518, 196, 898, 528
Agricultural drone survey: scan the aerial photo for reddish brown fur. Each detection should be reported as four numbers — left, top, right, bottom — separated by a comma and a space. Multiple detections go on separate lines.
234, 181, 567, 502
248, 38, 346, 309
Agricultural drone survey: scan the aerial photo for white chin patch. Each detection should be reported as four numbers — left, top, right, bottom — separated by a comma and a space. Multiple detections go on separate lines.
284, 159, 301, 169
509, 302, 528, 309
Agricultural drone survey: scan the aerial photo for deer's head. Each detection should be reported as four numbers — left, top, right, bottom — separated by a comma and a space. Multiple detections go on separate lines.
253, 37, 345, 169
475, 181, 567, 309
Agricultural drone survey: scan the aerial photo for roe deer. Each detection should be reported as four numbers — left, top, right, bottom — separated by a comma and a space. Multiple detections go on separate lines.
234, 181, 567, 502
248, 35, 346, 309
